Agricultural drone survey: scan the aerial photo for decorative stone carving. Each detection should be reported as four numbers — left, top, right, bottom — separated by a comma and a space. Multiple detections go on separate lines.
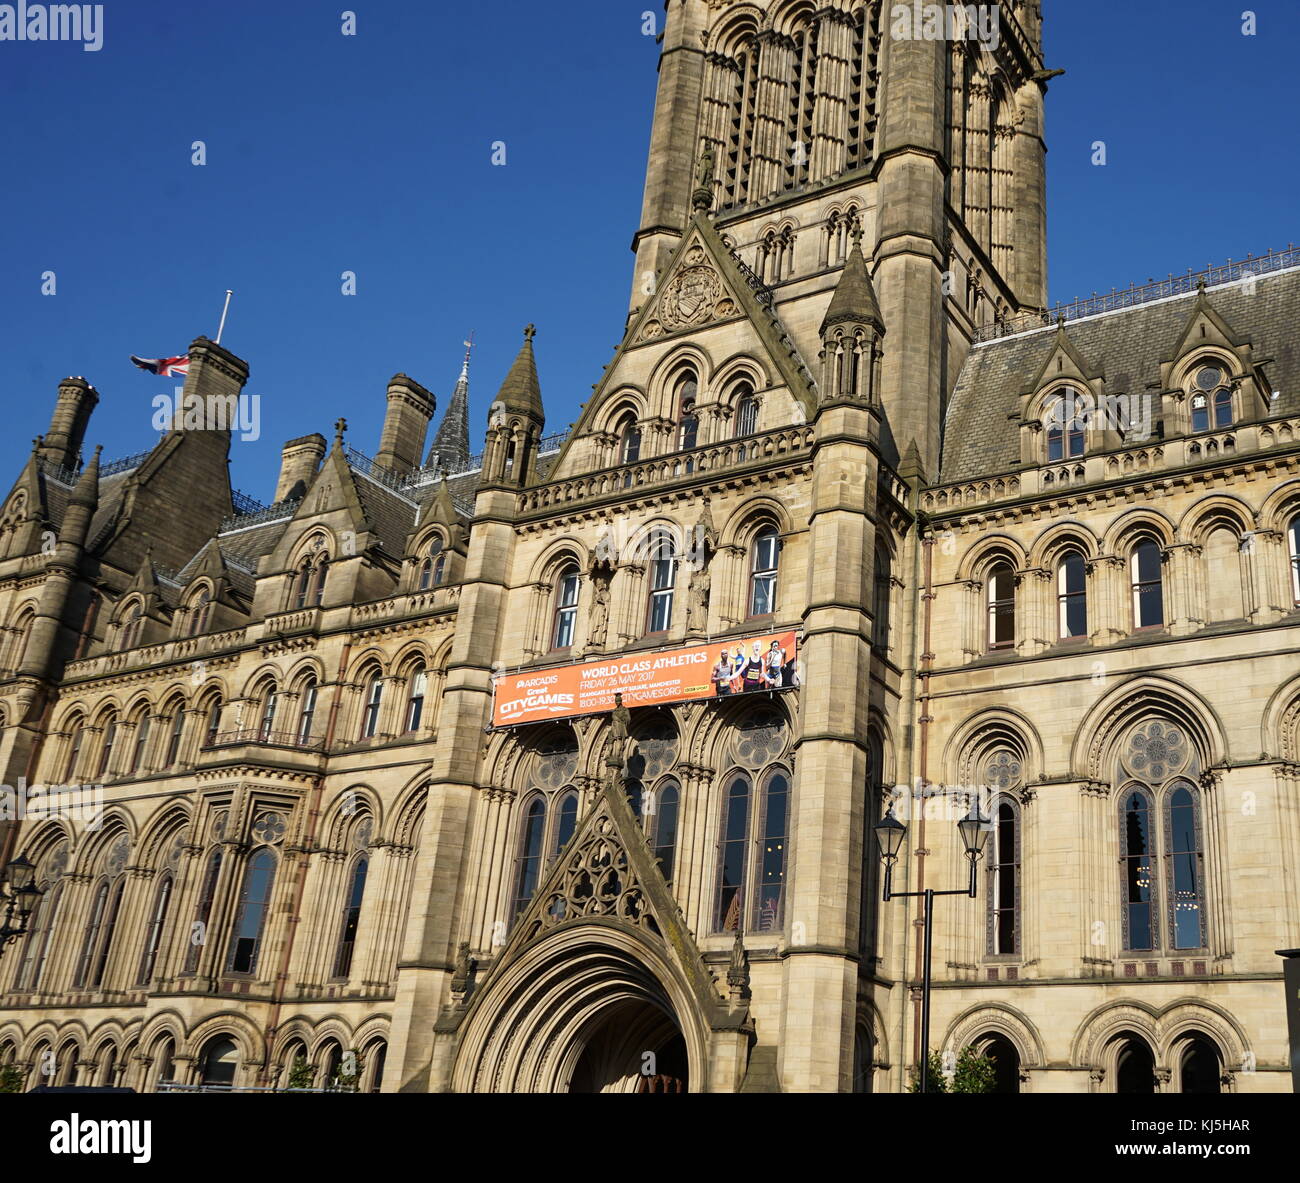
661, 261, 724, 331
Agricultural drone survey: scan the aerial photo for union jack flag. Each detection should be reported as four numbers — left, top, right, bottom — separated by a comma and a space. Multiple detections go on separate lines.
130, 354, 189, 378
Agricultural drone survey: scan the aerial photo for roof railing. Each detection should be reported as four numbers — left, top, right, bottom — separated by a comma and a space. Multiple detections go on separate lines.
974, 244, 1300, 344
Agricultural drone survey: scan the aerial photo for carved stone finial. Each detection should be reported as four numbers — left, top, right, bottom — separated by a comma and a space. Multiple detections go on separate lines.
334, 417, 348, 444
524, 324, 536, 343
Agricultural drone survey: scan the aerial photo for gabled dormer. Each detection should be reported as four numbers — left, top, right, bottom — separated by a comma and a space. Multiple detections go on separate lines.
1159, 283, 1272, 437
406, 479, 467, 590
1016, 322, 1120, 466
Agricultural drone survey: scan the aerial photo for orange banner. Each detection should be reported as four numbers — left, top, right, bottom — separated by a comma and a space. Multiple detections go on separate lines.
491, 630, 798, 728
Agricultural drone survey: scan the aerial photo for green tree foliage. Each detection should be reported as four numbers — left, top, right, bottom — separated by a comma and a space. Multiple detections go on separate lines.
908, 1045, 997, 1094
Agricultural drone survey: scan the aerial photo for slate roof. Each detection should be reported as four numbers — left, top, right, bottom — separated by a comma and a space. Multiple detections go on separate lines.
940, 267, 1300, 484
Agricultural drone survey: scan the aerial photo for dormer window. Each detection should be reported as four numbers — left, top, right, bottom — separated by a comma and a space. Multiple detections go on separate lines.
418, 537, 445, 590
1045, 394, 1086, 462
187, 588, 211, 637
1191, 365, 1233, 432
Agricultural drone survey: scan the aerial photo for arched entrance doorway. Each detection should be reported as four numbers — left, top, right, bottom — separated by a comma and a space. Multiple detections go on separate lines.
1179, 1036, 1221, 1094
453, 927, 706, 1094
980, 1035, 1021, 1094
567, 999, 688, 1093
1115, 1035, 1156, 1094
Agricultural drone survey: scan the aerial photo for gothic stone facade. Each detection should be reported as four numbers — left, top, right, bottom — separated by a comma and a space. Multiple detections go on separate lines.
0, 0, 1297, 1093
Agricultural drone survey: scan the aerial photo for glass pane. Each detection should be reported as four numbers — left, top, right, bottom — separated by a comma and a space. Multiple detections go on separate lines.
1124, 795, 1155, 950
230, 851, 276, 974
554, 794, 578, 855
717, 776, 750, 930
655, 785, 679, 886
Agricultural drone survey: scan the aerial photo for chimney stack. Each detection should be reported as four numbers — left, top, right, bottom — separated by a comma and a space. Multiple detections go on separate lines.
38, 377, 99, 470
275, 434, 327, 503
375, 373, 436, 476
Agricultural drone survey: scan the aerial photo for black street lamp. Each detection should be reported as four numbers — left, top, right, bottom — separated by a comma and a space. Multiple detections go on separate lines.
0, 854, 43, 957
874, 802, 989, 1093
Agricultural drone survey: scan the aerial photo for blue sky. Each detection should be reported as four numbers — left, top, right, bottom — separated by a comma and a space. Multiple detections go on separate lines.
0, 0, 1295, 502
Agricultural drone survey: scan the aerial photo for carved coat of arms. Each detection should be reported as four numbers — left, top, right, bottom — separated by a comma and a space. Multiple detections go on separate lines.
661, 265, 724, 330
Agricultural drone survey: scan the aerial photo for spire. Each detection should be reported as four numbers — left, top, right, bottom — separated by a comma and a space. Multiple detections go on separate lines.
821, 237, 884, 334
494, 325, 545, 426
426, 336, 474, 473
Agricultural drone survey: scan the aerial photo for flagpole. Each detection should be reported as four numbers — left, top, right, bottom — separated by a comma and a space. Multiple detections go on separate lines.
216, 290, 234, 345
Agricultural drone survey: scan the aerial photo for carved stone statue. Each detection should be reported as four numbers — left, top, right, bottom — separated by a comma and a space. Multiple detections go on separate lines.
686, 563, 711, 635
588, 570, 611, 651
696, 146, 715, 191
606, 693, 631, 774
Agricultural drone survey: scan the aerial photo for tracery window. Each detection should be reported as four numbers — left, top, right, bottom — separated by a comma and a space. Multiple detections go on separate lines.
296, 677, 319, 744
1057, 551, 1088, 640
648, 780, 680, 887
72, 834, 129, 989
418, 537, 446, 590
616, 412, 641, 465
715, 710, 791, 932
511, 796, 548, 921
126, 709, 152, 776
203, 697, 223, 748
64, 720, 85, 781
96, 715, 119, 779
257, 686, 279, 743
1118, 720, 1206, 953
1190, 364, 1233, 432
1045, 393, 1086, 462
163, 705, 186, 768
187, 588, 212, 637
119, 605, 143, 651
137, 871, 174, 986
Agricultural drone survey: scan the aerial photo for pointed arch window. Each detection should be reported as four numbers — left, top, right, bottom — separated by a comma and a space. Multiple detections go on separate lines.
616, 413, 641, 465
1057, 551, 1088, 639
676, 374, 699, 452
649, 780, 680, 887
8, 610, 34, 670
183, 849, 222, 975
257, 688, 279, 743
137, 872, 174, 986
127, 712, 152, 776
553, 790, 579, 859
360, 674, 384, 739
1191, 364, 1233, 432
646, 534, 677, 634
1131, 540, 1165, 630
296, 678, 319, 745
227, 848, 277, 975
987, 799, 1021, 956
715, 773, 751, 932
96, 716, 118, 779
749, 528, 780, 617
1045, 394, 1086, 462
754, 768, 789, 932
74, 875, 125, 989
404, 665, 428, 733
873, 544, 893, 650
734, 386, 758, 438
163, 706, 186, 768
188, 589, 212, 637
203, 698, 223, 748
511, 796, 548, 920
1167, 784, 1205, 950
551, 565, 581, 650
986, 563, 1016, 651
418, 537, 445, 590
64, 721, 85, 781
18, 878, 63, 990
1288, 515, 1300, 604
293, 561, 313, 610
120, 606, 143, 652
1121, 789, 1157, 951
332, 855, 369, 979
312, 558, 329, 606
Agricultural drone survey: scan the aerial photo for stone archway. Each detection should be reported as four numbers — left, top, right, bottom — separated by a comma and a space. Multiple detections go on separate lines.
452, 923, 709, 1094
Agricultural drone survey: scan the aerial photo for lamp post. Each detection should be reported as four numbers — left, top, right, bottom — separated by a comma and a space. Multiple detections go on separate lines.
0, 854, 43, 958
875, 804, 989, 1094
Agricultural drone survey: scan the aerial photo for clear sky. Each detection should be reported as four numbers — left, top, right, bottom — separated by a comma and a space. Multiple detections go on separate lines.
1, 0, 1295, 502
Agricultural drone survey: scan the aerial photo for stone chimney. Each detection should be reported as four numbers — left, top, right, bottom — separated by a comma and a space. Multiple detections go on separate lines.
38, 377, 99, 470
275, 434, 327, 503
375, 374, 436, 476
